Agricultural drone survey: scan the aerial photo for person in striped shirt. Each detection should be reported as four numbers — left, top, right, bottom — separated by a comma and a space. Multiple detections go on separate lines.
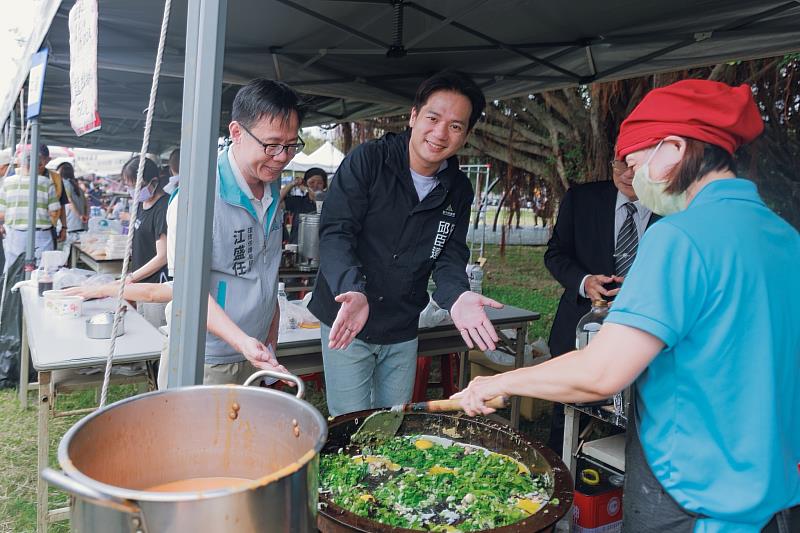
0, 145, 61, 273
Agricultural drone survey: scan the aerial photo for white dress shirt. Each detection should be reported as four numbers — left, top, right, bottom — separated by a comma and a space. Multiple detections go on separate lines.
579, 191, 652, 298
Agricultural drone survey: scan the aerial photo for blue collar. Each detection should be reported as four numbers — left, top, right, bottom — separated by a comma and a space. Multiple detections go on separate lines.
217, 147, 280, 231
688, 178, 763, 210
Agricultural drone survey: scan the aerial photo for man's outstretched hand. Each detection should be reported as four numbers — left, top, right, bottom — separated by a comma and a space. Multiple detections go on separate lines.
450, 291, 503, 351
328, 291, 369, 350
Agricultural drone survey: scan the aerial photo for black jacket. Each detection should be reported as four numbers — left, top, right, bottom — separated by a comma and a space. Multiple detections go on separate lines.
308, 130, 472, 344
544, 181, 659, 356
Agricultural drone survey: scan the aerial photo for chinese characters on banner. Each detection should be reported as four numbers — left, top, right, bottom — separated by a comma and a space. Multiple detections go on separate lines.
68, 0, 101, 136
26, 50, 48, 119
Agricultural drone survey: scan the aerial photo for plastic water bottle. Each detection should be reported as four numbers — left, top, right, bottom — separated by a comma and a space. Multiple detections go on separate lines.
466, 263, 484, 294
277, 282, 289, 333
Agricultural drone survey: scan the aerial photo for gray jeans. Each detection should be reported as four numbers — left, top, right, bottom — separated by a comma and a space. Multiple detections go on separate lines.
320, 323, 418, 417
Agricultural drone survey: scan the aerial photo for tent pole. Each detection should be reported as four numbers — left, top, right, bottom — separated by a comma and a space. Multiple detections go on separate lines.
480, 165, 490, 259
167, 0, 228, 387
8, 107, 15, 151
24, 118, 40, 280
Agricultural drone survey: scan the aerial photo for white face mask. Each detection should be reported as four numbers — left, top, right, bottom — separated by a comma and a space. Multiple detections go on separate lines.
631, 141, 687, 216
128, 180, 155, 203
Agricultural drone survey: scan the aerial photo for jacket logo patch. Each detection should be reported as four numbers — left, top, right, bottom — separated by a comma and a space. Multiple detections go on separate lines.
232, 227, 254, 276
442, 203, 456, 217
270, 218, 282, 232
430, 220, 455, 259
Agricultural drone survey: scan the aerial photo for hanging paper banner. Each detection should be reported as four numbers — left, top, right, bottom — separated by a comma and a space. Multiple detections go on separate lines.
27, 49, 49, 119
68, 0, 101, 136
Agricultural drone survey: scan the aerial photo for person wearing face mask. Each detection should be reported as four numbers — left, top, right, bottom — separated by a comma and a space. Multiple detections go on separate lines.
543, 157, 659, 454
122, 156, 170, 284
279, 166, 327, 243
163, 148, 180, 195
452, 79, 799, 532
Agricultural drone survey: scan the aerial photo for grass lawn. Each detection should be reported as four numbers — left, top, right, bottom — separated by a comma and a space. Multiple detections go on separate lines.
0, 245, 561, 533
480, 244, 560, 342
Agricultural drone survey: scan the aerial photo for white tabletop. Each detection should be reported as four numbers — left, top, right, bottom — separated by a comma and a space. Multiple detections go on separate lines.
276, 304, 539, 347
20, 286, 165, 371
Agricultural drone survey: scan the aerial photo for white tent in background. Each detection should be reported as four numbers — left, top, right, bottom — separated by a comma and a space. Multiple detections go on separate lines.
283, 151, 314, 173
44, 147, 133, 177
307, 141, 344, 174
284, 141, 344, 175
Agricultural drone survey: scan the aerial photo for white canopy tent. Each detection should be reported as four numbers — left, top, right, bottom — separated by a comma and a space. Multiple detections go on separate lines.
44, 147, 133, 177
4, 0, 799, 387
282, 150, 315, 173
285, 141, 344, 175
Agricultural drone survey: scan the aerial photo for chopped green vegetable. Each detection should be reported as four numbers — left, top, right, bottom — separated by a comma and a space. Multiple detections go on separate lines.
319, 436, 549, 531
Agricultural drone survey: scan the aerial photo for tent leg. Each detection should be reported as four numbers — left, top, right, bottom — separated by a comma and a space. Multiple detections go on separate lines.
167, 0, 228, 387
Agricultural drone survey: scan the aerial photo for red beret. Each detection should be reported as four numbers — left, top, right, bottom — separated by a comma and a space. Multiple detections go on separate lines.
615, 80, 764, 160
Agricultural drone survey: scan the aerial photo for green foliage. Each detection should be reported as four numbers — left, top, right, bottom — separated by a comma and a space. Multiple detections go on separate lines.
0, 385, 139, 533
320, 437, 549, 530
778, 53, 800, 69
301, 132, 326, 154
480, 245, 560, 342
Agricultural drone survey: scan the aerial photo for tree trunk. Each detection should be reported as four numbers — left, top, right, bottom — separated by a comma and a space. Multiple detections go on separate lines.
492, 189, 507, 233
340, 123, 353, 154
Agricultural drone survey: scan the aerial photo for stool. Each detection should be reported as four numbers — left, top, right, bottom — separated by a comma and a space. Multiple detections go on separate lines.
300, 372, 325, 392
412, 353, 460, 402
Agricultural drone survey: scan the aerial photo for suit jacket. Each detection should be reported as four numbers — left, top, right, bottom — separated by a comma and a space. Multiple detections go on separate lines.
544, 181, 660, 356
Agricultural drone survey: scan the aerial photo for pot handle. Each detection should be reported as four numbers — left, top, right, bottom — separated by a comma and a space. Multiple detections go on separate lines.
41, 468, 148, 530
243, 370, 305, 399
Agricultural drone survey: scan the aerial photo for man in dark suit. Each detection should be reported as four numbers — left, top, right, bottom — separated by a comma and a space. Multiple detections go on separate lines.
543, 159, 659, 453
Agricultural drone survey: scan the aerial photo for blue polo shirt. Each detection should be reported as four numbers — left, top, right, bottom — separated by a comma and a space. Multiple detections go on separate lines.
607, 178, 800, 532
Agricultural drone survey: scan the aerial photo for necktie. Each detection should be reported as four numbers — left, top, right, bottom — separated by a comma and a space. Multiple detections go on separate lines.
614, 202, 638, 277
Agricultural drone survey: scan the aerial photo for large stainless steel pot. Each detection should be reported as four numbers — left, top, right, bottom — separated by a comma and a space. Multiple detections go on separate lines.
42, 371, 327, 533
297, 212, 321, 271
318, 409, 574, 533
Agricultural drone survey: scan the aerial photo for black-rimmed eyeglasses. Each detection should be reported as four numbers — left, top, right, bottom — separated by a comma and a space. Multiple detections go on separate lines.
239, 122, 305, 157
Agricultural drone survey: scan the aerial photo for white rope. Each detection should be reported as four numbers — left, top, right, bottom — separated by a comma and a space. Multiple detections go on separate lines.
99, 0, 172, 407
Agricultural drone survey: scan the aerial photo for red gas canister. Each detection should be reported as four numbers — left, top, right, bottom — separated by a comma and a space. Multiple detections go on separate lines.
572, 468, 623, 532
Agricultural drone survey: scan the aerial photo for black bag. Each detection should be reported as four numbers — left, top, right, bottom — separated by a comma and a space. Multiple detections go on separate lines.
0, 255, 28, 388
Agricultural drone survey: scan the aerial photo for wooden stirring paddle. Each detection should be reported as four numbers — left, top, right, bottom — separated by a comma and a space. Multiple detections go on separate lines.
350, 396, 508, 445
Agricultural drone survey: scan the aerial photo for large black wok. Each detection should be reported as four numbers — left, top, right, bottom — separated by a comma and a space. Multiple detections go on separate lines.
318, 409, 573, 533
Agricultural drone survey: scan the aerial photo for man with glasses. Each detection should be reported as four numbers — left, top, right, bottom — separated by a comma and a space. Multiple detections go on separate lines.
543, 156, 659, 453
166, 78, 304, 385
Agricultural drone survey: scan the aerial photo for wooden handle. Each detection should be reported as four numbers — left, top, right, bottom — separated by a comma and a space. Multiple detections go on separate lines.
415, 395, 508, 413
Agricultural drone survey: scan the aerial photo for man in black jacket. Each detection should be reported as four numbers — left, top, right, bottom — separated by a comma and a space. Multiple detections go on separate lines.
309, 71, 502, 417
543, 159, 658, 453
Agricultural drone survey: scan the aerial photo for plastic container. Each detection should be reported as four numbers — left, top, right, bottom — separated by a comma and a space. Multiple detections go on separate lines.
43, 290, 83, 318
573, 466, 623, 532
466, 262, 484, 294
277, 283, 296, 333
41, 250, 66, 270
37, 272, 54, 296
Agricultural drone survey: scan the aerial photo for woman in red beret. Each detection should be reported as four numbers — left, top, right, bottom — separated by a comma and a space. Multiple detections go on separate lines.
453, 79, 800, 532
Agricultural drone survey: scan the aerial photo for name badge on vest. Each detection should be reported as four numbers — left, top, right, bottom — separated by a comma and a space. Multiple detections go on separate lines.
232, 227, 254, 276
